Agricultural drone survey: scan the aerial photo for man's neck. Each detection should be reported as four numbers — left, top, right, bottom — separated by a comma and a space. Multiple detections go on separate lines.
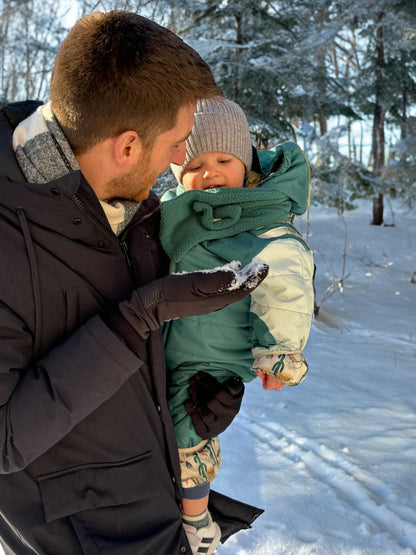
76, 139, 117, 200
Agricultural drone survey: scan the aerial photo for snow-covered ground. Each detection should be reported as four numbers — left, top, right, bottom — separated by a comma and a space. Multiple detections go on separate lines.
215, 198, 416, 554
1, 198, 414, 555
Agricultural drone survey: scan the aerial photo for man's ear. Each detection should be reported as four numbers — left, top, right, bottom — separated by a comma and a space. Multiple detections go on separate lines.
113, 130, 143, 169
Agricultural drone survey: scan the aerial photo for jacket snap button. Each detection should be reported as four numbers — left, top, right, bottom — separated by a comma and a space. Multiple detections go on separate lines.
180, 547, 187, 553
72, 218, 82, 225
98, 241, 106, 248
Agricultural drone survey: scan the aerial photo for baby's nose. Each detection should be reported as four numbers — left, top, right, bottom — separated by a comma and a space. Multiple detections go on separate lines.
203, 168, 216, 178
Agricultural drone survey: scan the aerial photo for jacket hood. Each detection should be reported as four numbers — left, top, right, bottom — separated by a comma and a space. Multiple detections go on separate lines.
160, 141, 310, 262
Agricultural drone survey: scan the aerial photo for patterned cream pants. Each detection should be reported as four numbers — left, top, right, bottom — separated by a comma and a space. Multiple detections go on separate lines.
178, 436, 222, 488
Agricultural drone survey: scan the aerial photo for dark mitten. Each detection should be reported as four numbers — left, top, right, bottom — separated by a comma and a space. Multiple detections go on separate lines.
106, 259, 268, 345
184, 371, 245, 439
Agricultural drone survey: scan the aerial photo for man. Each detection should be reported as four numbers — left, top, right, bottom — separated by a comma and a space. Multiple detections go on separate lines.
0, 11, 266, 555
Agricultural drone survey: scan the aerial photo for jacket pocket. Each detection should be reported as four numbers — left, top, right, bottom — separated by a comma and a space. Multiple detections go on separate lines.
37, 452, 155, 523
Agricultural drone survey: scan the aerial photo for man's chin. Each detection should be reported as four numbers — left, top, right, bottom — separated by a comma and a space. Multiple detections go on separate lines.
132, 193, 149, 202
133, 186, 155, 202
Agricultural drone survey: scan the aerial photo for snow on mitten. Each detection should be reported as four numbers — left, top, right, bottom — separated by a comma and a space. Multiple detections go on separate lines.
252, 352, 308, 386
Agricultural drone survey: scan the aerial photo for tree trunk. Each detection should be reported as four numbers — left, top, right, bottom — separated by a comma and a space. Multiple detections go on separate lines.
314, 8, 329, 161
401, 52, 408, 142
233, 10, 242, 100
370, 12, 386, 226
371, 193, 384, 226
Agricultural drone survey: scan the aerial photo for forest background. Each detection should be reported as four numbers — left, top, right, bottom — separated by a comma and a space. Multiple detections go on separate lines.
1, 0, 416, 223
1, 3, 416, 553
1, 0, 416, 229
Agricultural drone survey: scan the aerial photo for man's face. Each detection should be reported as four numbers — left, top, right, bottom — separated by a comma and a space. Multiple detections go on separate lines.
106, 102, 195, 202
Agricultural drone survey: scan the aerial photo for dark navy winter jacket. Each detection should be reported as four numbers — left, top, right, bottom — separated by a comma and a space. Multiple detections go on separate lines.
0, 102, 261, 554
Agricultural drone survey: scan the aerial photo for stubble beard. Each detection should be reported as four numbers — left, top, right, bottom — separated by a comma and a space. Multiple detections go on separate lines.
104, 148, 155, 203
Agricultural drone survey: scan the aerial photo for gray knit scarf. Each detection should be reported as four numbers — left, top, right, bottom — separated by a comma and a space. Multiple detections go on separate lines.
12, 102, 139, 235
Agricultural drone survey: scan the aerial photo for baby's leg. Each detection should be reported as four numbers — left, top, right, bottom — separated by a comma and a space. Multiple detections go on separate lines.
179, 437, 222, 553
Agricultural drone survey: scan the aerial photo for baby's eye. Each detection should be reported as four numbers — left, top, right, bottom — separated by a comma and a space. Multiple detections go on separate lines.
187, 164, 202, 171
219, 158, 231, 164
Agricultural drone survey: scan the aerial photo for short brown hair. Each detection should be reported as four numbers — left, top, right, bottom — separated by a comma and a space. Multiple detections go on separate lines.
50, 11, 222, 154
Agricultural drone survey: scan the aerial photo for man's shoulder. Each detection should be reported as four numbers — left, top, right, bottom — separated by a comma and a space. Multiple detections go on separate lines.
0, 100, 43, 129
0, 100, 42, 182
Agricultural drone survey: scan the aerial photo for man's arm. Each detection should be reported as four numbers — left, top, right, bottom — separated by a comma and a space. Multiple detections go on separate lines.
0, 260, 268, 473
0, 310, 140, 474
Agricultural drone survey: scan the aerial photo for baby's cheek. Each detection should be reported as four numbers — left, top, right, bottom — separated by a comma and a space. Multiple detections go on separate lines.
184, 175, 203, 190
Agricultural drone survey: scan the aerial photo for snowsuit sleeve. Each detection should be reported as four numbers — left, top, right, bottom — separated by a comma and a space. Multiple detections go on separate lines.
249, 224, 314, 382
0, 308, 141, 474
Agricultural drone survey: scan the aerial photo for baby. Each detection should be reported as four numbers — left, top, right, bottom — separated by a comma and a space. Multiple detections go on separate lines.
160, 97, 315, 555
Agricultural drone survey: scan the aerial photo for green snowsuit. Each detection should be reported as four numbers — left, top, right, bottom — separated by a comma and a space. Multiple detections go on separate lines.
160, 142, 315, 449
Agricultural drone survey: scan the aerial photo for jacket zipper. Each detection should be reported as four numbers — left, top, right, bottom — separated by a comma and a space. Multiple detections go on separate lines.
72, 193, 134, 272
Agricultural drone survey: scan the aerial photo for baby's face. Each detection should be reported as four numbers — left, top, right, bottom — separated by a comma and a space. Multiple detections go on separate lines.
182, 152, 245, 191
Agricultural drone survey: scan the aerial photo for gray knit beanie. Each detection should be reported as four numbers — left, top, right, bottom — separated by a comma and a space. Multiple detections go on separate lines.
171, 96, 253, 184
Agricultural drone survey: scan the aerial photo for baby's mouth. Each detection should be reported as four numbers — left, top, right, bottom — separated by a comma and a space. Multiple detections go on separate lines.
204, 184, 224, 190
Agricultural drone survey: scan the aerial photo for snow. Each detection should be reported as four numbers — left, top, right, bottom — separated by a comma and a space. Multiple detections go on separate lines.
1, 198, 415, 555
214, 198, 416, 554
173, 258, 268, 291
